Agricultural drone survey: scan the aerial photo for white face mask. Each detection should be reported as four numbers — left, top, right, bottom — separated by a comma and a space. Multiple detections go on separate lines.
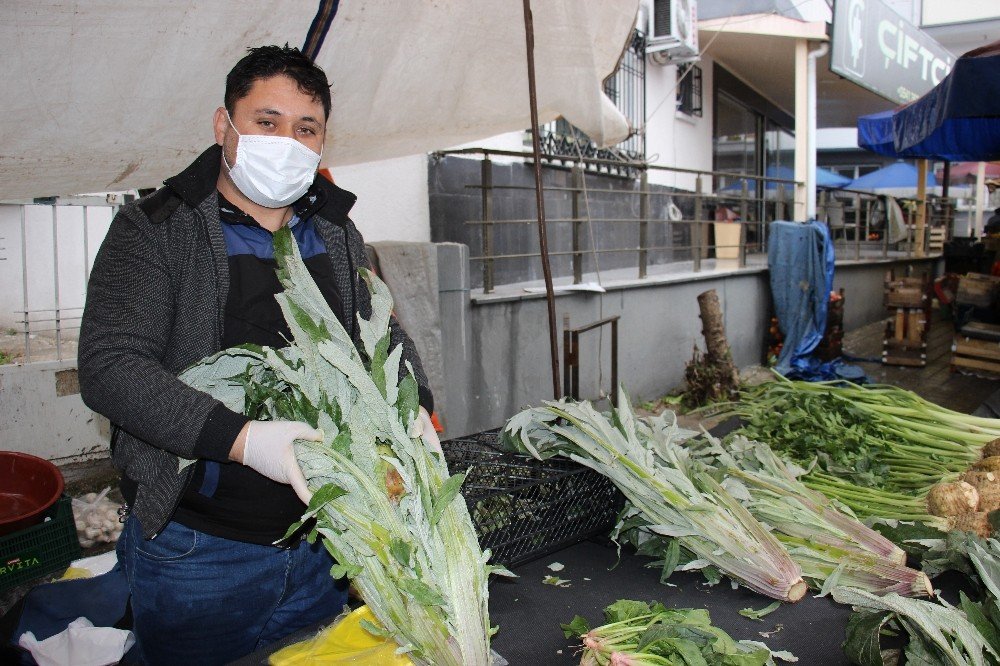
223, 112, 323, 209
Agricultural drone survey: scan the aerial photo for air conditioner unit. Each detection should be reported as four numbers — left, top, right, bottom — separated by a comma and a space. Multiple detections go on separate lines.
646, 0, 699, 62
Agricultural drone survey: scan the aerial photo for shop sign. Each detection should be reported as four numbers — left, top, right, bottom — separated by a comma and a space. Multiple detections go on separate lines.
831, 0, 954, 104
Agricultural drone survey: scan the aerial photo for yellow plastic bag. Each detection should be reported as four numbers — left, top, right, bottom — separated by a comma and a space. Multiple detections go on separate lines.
269, 606, 413, 665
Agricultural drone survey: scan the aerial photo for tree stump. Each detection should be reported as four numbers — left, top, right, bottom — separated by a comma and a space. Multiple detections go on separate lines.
683, 289, 740, 405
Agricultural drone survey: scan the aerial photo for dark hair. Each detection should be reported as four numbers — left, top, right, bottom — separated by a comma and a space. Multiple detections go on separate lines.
225, 45, 332, 119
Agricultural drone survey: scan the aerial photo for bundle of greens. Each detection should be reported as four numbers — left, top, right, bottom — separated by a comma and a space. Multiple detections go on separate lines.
685, 435, 933, 597
180, 228, 501, 665
834, 587, 998, 666
561, 599, 794, 666
503, 388, 808, 602
726, 377, 1000, 521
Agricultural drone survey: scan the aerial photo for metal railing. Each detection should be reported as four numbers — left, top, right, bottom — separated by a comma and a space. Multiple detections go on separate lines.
436, 149, 943, 293
563, 314, 619, 406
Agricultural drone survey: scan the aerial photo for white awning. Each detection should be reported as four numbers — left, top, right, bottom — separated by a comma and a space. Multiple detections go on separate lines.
0, 0, 637, 199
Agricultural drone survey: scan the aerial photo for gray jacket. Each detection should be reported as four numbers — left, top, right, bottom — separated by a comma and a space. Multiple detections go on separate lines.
78, 145, 431, 538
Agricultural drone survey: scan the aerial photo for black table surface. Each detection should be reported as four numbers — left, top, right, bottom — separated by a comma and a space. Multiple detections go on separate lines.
489, 539, 852, 666
241, 538, 856, 665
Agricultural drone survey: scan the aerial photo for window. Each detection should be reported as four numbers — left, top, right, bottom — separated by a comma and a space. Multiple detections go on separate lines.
713, 92, 757, 190
676, 64, 702, 117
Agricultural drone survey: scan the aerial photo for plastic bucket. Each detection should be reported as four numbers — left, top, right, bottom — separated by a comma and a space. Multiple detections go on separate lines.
0, 452, 65, 537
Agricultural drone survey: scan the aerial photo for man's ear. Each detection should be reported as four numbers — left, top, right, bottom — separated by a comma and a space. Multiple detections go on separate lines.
213, 107, 230, 146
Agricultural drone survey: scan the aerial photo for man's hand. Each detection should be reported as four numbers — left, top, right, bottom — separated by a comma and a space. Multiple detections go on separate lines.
231, 420, 321, 504
417, 407, 442, 454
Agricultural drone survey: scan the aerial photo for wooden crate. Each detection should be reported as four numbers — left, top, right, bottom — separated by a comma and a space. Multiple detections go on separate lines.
884, 337, 928, 367
928, 227, 947, 253
956, 273, 1000, 308
883, 313, 928, 367
885, 272, 930, 308
952, 335, 1000, 375
961, 321, 1000, 341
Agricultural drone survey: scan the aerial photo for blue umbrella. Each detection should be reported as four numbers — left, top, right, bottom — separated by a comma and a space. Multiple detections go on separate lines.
857, 40, 1000, 161
722, 165, 850, 191
847, 161, 935, 191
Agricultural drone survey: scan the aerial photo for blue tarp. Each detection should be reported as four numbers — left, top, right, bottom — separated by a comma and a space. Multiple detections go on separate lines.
846, 161, 935, 191
856, 110, 897, 158
768, 220, 835, 376
857, 40, 1000, 161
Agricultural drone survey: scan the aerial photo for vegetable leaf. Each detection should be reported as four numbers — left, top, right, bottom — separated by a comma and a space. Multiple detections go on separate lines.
560, 615, 590, 639
330, 562, 363, 579
739, 602, 782, 622
430, 472, 466, 526
389, 538, 412, 568
604, 599, 655, 623
398, 578, 446, 607
397, 372, 420, 426
843, 610, 891, 666
305, 483, 349, 516
960, 592, 1000, 657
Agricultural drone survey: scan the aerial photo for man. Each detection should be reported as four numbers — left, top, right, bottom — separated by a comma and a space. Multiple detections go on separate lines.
78, 45, 436, 664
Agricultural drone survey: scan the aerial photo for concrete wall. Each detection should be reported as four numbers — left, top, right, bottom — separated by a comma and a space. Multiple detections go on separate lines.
439, 247, 942, 438
645, 56, 715, 192
0, 361, 109, 462
329, 154, 430, 243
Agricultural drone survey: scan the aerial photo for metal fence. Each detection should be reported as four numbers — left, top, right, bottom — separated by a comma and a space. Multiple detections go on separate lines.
437, 149, 940, 293
2, 196, 124, 363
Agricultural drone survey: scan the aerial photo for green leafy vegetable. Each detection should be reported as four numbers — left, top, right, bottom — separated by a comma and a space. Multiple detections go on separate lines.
562, 599, 795, 665
503, 388, 807, 602
834, 587, 998, 666
723, 377, 1000, 521
180, 227, 497, 665
685, 434, 931, 597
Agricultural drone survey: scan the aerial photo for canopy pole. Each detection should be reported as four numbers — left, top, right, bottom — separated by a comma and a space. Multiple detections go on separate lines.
522, 0, 561, 399
975, 161, 987, 237
793, 39, 808, 221
915, 159, 927, 257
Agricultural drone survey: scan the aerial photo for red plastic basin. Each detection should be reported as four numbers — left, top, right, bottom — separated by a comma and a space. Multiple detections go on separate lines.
0, 452, 65, 537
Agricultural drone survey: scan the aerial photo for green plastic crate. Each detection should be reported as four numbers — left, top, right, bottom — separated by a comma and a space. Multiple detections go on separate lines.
0, 495, 81, 593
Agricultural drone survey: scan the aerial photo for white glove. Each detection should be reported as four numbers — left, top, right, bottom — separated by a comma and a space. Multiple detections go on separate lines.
417, 407, 442, 454
242, 420, 321, 504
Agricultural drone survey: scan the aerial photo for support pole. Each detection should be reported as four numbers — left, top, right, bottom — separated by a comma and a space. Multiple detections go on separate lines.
522, 0, 561, 399
975, 161, 987, 238
915, 159, 927, 258
793, 39, 808, 221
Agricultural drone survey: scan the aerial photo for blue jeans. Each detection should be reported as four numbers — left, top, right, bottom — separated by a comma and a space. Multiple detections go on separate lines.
117, 517, 348, 665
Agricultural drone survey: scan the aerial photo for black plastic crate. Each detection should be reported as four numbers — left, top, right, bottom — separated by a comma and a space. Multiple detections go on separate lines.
0, 495, 81, 593
442, 428, 624, 568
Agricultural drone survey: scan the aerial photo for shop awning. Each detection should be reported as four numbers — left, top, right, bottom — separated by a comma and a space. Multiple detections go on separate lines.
0, 0, 638, 200
857, 40, 1000, 161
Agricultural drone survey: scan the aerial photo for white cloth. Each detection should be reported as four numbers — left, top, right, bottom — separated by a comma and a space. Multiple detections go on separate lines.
0, 0, 637, 199
18, 617, 134, 666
